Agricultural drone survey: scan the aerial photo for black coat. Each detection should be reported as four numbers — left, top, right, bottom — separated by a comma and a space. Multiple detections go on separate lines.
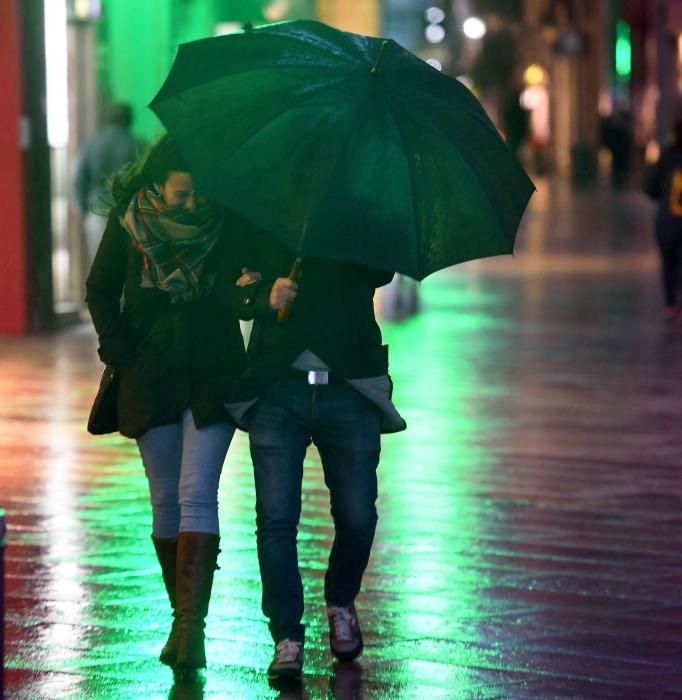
244, 236, 394, 393
85, 205, 270, 438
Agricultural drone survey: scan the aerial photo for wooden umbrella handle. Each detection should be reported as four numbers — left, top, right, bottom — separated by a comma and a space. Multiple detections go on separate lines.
277, 257, 303, 322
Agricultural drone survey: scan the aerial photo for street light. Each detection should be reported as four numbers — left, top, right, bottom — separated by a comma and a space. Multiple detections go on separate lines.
424, 7, 446, 44
462, 16, 486, 40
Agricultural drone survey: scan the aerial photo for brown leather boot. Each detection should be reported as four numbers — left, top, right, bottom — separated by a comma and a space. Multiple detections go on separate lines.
151, 535, 179, 666
174, 532, 220, 671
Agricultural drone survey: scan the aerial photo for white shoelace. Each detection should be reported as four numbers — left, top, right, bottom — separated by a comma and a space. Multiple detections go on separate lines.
275, 639, 302, 663
328, 606, 355, 642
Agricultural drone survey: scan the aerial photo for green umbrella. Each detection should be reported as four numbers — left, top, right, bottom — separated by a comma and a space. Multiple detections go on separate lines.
150, 19, 534, 281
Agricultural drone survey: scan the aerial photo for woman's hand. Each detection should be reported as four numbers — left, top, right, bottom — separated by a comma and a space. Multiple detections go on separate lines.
236, 267, 262, 287
269, 277, 298, 310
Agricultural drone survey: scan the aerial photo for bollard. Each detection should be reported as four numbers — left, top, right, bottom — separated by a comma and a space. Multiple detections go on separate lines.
0, 507, 5, 696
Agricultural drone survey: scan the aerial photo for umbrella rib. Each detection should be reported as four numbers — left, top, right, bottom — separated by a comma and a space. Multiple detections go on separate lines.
412, 100, 521, 251
165, 29, 360, 95
213, 74, 353, 162
386, 92, 527, 273
295, 88, 378, 262
382, 102, 422, 276
407, 82, 535, 204
381, 66, 503, 141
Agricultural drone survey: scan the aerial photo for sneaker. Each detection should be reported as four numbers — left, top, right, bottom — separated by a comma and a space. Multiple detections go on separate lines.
327, 602, 364, 661
268, 638, 304, 681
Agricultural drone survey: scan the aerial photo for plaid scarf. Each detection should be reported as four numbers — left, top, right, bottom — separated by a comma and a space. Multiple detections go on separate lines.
120, 188, 223, 303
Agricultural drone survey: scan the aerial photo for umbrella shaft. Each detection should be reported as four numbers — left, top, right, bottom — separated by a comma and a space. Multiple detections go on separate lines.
276, 257, 303, 322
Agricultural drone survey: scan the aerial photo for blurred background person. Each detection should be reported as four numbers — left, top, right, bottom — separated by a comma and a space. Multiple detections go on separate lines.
643, 119, 682, 322
74, 102, 143, 270
600, 102, 633, 190
501, 86, 530, 158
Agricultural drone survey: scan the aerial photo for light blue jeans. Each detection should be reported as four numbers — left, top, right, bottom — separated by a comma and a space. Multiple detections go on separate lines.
136, 409, 235, 537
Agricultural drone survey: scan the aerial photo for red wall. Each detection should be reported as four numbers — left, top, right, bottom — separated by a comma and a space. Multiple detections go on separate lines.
0, 0, 27, 335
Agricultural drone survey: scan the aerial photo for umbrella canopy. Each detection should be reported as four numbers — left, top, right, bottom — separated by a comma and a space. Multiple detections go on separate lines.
150, 20, 534, 281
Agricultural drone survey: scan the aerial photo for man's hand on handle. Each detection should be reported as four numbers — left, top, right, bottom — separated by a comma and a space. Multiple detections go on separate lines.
270, 278, 298, 310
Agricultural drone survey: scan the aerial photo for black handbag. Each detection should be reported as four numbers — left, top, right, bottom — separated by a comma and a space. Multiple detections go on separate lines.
87, 365, 119, 435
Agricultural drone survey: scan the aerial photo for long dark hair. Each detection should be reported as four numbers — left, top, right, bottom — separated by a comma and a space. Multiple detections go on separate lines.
107, 133, 188, 211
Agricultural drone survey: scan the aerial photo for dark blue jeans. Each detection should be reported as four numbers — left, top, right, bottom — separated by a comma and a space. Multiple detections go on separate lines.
248, 377, 381, 643
655, 219, 682, 307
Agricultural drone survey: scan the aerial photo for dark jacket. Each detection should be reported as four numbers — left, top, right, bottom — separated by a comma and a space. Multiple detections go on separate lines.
245, 236, 394, 393
643, 144, 682, 233
85, 204, 271, 438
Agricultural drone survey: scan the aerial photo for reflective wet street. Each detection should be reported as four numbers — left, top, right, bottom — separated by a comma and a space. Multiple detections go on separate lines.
2, 178, 682, 698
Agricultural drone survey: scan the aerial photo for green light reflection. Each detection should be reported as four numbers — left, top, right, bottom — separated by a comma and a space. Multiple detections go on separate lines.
376, 270, 511, 692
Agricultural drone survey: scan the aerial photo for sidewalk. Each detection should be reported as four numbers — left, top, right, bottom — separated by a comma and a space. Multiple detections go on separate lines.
2, 176, 681, 699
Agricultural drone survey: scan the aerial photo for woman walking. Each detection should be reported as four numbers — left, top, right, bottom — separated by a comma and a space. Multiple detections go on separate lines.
85, 135, 267, 672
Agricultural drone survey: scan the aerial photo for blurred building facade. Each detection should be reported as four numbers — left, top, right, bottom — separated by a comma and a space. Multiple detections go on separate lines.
2, 0, 682, 334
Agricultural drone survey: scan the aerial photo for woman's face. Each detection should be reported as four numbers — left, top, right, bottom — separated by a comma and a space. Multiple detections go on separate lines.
155, 171, 206, 211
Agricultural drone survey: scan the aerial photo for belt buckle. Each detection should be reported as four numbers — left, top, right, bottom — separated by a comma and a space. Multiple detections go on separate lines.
307, 370, 329, 385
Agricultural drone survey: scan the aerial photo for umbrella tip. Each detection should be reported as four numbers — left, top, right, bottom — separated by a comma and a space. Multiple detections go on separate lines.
370, 40, 389, 74
243, 21, 254, 31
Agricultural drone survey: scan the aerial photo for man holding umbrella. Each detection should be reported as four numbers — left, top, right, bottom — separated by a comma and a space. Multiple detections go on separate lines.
242, 244, 406, 681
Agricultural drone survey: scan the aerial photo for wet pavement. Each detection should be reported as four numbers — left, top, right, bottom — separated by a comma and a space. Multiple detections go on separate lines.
2, 177, 682, 699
